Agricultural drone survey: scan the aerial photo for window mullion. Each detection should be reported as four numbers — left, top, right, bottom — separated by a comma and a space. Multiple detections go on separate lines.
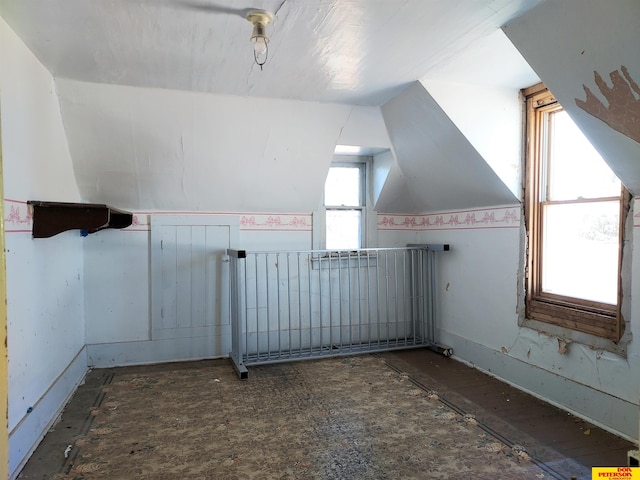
542, 196, 621, 206
325, 206, 363, 210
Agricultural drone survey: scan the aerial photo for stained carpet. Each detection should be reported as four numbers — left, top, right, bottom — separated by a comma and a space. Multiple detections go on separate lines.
55, 356, 552, 479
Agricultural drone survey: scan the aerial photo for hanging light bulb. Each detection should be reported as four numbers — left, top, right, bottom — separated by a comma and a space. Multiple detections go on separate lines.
252, 35, 268, 56
246, 10, 272, 70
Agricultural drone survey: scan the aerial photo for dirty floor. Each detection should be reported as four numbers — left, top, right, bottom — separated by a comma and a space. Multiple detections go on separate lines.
18, 349, 635, 479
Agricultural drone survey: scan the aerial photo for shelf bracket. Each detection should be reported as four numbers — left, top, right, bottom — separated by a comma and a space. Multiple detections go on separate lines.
27, 201, 133, 238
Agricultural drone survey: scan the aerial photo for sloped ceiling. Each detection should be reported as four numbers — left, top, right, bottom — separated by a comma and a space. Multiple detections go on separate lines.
0, 0, 543, 105
56, 79, 358, 212
421, 29, 540, 199
0, 0, 555, 213
381, 82, 518, 213
504, 0, 640, 195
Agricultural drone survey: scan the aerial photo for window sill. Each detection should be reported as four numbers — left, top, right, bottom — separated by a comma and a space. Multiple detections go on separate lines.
526, 297, 619, 341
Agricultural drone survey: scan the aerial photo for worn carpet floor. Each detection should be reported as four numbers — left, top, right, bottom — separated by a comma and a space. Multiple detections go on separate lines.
55, 356, 551, 479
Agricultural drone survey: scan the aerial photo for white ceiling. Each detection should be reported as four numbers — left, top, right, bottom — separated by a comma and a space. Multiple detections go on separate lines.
0, 0, 543, 105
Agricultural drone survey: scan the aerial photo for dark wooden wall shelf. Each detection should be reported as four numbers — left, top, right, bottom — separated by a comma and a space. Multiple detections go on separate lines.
28, 201, 133, 238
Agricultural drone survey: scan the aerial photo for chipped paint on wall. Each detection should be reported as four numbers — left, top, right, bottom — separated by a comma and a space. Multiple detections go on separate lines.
576, 66, 640, 145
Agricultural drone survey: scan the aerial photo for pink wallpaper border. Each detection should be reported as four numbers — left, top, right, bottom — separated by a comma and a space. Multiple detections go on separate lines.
379, 197, 640, 231
5, 198, 638, 233
124, 212, 312, 232
2, 201, 313, 234
378, 206, 521, 231
239, 214, 311, 232
3, 199, 32, 233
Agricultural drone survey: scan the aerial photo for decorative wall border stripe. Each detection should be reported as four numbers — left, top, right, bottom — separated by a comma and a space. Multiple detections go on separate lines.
239, 214, 311, 231
6, 199, 636, 233
124, 212, 312, 232
2, 201, 313, 234
377, 205, 521, 231
3, 199, 32, 233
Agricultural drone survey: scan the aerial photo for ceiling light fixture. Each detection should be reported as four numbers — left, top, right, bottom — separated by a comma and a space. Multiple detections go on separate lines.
246, 9, 273, 70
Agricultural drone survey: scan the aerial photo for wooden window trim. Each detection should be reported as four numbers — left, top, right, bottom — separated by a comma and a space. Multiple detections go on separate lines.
524, 86, 625, 342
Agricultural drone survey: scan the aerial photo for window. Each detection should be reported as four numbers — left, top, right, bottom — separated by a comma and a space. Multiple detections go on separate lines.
323, 162, 366, 250
524, 84, 628, 341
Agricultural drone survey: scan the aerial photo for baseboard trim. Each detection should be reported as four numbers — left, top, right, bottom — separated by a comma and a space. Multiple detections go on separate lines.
439, 330, 639, 443
86, 335, 231, 367
9, 346, 88, 479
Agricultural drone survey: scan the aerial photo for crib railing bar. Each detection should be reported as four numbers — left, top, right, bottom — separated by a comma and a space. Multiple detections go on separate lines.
393, 250, 399, 347
242, 255, 247, 361
384, 251, 390, 348
418, 250, 423, 341
428, 250, 435, 343
309, 258, 324, 356
328, 254, 333, 351
375, 250, 381, 349
420, 251, 425, 343
227, 246, 450, 378
226, 250, 248, 379
346, 251, 351, 351
276, 253, 282, 353
414, 251, 418, 345
287, 253, 302, 356
340, 251, 353, 349
244, 246, 443, 255
357, 249, 362, 350
401, 251, 407, 345
366, 252, 372, 350
264, 254, 272, 357
307, 253, 312, 357
338, 252, 342, 350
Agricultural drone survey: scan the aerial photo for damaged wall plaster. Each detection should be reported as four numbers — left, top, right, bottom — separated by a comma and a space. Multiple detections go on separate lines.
576, 66, 640, 145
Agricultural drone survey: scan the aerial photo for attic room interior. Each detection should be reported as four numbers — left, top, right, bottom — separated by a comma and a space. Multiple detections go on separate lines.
0, 0, 639, 478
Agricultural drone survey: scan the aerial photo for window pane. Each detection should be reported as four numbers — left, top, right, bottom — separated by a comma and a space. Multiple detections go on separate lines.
541, 201, 619, 304
326, 210, 361, 250
324, 167, 362, 206
547, 111, 620, 200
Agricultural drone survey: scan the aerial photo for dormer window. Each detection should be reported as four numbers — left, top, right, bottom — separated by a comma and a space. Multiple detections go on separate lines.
323, 162, 366, 250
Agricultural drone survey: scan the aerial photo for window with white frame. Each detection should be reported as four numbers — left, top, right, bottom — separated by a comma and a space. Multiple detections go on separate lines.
323, 162, 366, 250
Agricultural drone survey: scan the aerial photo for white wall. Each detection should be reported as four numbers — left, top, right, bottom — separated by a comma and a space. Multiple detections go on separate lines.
415, 203, 639, 441
0, 17, 86, 478
84, 212, 317, 366
82, 100, 393, 366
